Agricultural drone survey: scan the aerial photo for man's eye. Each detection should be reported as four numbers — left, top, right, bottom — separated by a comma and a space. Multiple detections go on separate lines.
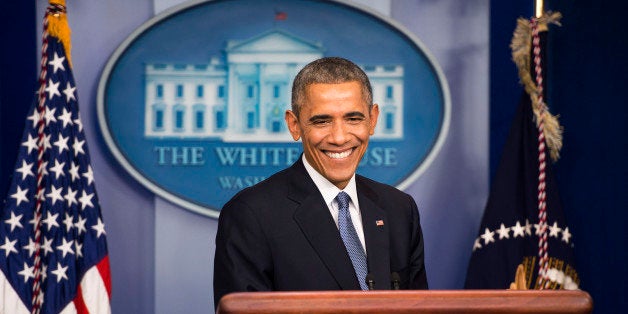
311, 120, 330, 125
347, 117, 364, 123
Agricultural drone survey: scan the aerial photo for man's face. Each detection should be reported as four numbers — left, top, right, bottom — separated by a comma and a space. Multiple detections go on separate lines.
286, 81, 379, 189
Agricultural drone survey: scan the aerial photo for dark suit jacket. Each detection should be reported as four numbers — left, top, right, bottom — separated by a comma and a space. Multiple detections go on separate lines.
213, 159, 428, 307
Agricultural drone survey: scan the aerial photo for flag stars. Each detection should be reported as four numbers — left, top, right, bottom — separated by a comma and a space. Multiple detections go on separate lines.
64, 186, 78, 207
37, 186, 46, 202
42, 211, 60, 231
58, 107, 74, 128
549, 222, 561, 238
28, 214, 40, 228
92, 218, 106, 238
63, 82, 76, 102
44, 106, 57, 126
473, 220, 574, 251
46, 185, 64, 205
18, 262, 36, 284
53, 133, 70, 154
48, 52, 66, 73
534, 223, 544, 236
23, 238, 38, 257
73, 137, 85, 156
41, 264, 48, 282
540, 222, 548, 235
56, 238, 75, 258
75, 240, 83, 258
51, 262, 69, 283
4, 211, 24, 232
22, 134, 39, 154
75, 216, 87, 235
496, 223, 510, 239
44, 79, 61, 100
27, 110, 40, 128
74, 117, 83, 132
63, 213, 74, 232
18, 262, 35, 283
11, 186, 29, 206
39, 133, 52, 152
15, 160, 34, 180
562, 227, 572, 244
472, 238, 482, 252
524, 219, 533, 236
41, 236, 54, 256
0, 236, 18, 257
38, 161, 49, 177
68, 161, 80, 182
49, 159, 66, 180
512, 221, 525, 238
79, 190, 94, 210
480, 228, 495, 245
83, 165, 95, 185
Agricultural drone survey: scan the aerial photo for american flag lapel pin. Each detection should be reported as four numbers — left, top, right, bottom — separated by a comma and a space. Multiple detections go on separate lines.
375, 220, 385, 227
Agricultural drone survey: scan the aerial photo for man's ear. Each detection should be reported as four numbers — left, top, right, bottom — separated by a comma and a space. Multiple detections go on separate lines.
285, 110, 301, 141
369, 104, 380, 135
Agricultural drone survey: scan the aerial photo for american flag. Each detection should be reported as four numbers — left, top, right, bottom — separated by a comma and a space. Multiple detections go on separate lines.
0, 2, 111, 313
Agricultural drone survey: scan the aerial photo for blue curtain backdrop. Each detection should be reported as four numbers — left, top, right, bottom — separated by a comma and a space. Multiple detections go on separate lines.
547, 1, 627, 311
0, 2, 37, 198
1, 1, 626, 313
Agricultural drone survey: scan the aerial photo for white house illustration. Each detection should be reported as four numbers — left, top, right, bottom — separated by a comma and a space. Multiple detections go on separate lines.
144, 29, 404, 142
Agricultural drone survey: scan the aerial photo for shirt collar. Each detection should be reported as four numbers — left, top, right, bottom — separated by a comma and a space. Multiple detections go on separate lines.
302, 155, 359, 208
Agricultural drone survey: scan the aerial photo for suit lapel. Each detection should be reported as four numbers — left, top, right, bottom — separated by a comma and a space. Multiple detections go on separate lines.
357, 177, 391, 290
289, 161, 361, 290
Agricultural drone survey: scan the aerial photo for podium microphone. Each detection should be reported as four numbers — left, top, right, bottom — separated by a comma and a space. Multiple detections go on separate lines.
365, 273, 375, 290
391, 272, 401, 290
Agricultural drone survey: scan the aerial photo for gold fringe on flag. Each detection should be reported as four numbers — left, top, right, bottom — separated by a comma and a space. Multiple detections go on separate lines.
510, 11, 563, 161
47, 0, 72, 67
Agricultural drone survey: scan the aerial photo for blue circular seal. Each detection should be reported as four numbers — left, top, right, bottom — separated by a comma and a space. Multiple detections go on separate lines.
97, 0, 450, 218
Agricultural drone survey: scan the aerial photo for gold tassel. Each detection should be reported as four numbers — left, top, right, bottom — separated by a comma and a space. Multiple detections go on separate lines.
47, 0, 72, 68
509, 264, 529, 290
510, 11, 563, 161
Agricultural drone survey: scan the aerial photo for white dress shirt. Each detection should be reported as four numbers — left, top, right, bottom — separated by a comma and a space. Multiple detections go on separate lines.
301, 156, 367, 254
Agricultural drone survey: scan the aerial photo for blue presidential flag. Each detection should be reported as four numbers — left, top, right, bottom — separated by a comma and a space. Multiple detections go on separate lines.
465, 13, 578, 290
0, 2, 111, 313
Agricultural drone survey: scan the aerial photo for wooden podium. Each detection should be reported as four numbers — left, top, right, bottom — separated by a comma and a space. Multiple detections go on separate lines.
216, 290, 593, 314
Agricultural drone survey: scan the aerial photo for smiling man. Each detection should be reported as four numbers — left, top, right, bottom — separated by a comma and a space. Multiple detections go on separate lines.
213, 57, 428, 309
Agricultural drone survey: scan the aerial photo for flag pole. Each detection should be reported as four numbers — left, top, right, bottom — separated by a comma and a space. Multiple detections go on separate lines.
535, 0, 543, 18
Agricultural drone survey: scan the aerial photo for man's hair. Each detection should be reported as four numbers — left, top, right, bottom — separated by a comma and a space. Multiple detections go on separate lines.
291, 57, 373, 118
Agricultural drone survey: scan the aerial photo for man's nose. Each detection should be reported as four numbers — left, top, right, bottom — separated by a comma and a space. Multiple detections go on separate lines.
329, 121, 348, 144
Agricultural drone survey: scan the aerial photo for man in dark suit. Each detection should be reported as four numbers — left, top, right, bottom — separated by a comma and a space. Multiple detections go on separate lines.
213, 57, 428, 308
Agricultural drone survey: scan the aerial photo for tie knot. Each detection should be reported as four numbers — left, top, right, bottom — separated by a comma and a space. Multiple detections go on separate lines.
336, 191, 350, 209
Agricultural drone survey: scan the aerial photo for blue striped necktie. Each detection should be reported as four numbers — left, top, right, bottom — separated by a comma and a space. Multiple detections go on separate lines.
336, 191, 368, 290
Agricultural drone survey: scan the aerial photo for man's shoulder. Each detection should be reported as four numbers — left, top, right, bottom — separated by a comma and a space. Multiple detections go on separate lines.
356, 174, 416, 212
229, 166, 293, 201
222, 162, 311, 213
356, 174, 407, 196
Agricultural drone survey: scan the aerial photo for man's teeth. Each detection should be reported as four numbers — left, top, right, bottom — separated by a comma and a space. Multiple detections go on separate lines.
326, 150, 351, 159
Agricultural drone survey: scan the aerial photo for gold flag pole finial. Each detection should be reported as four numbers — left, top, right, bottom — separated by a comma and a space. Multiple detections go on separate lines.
47, 0, 72, 67
535, 0, 544, 18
